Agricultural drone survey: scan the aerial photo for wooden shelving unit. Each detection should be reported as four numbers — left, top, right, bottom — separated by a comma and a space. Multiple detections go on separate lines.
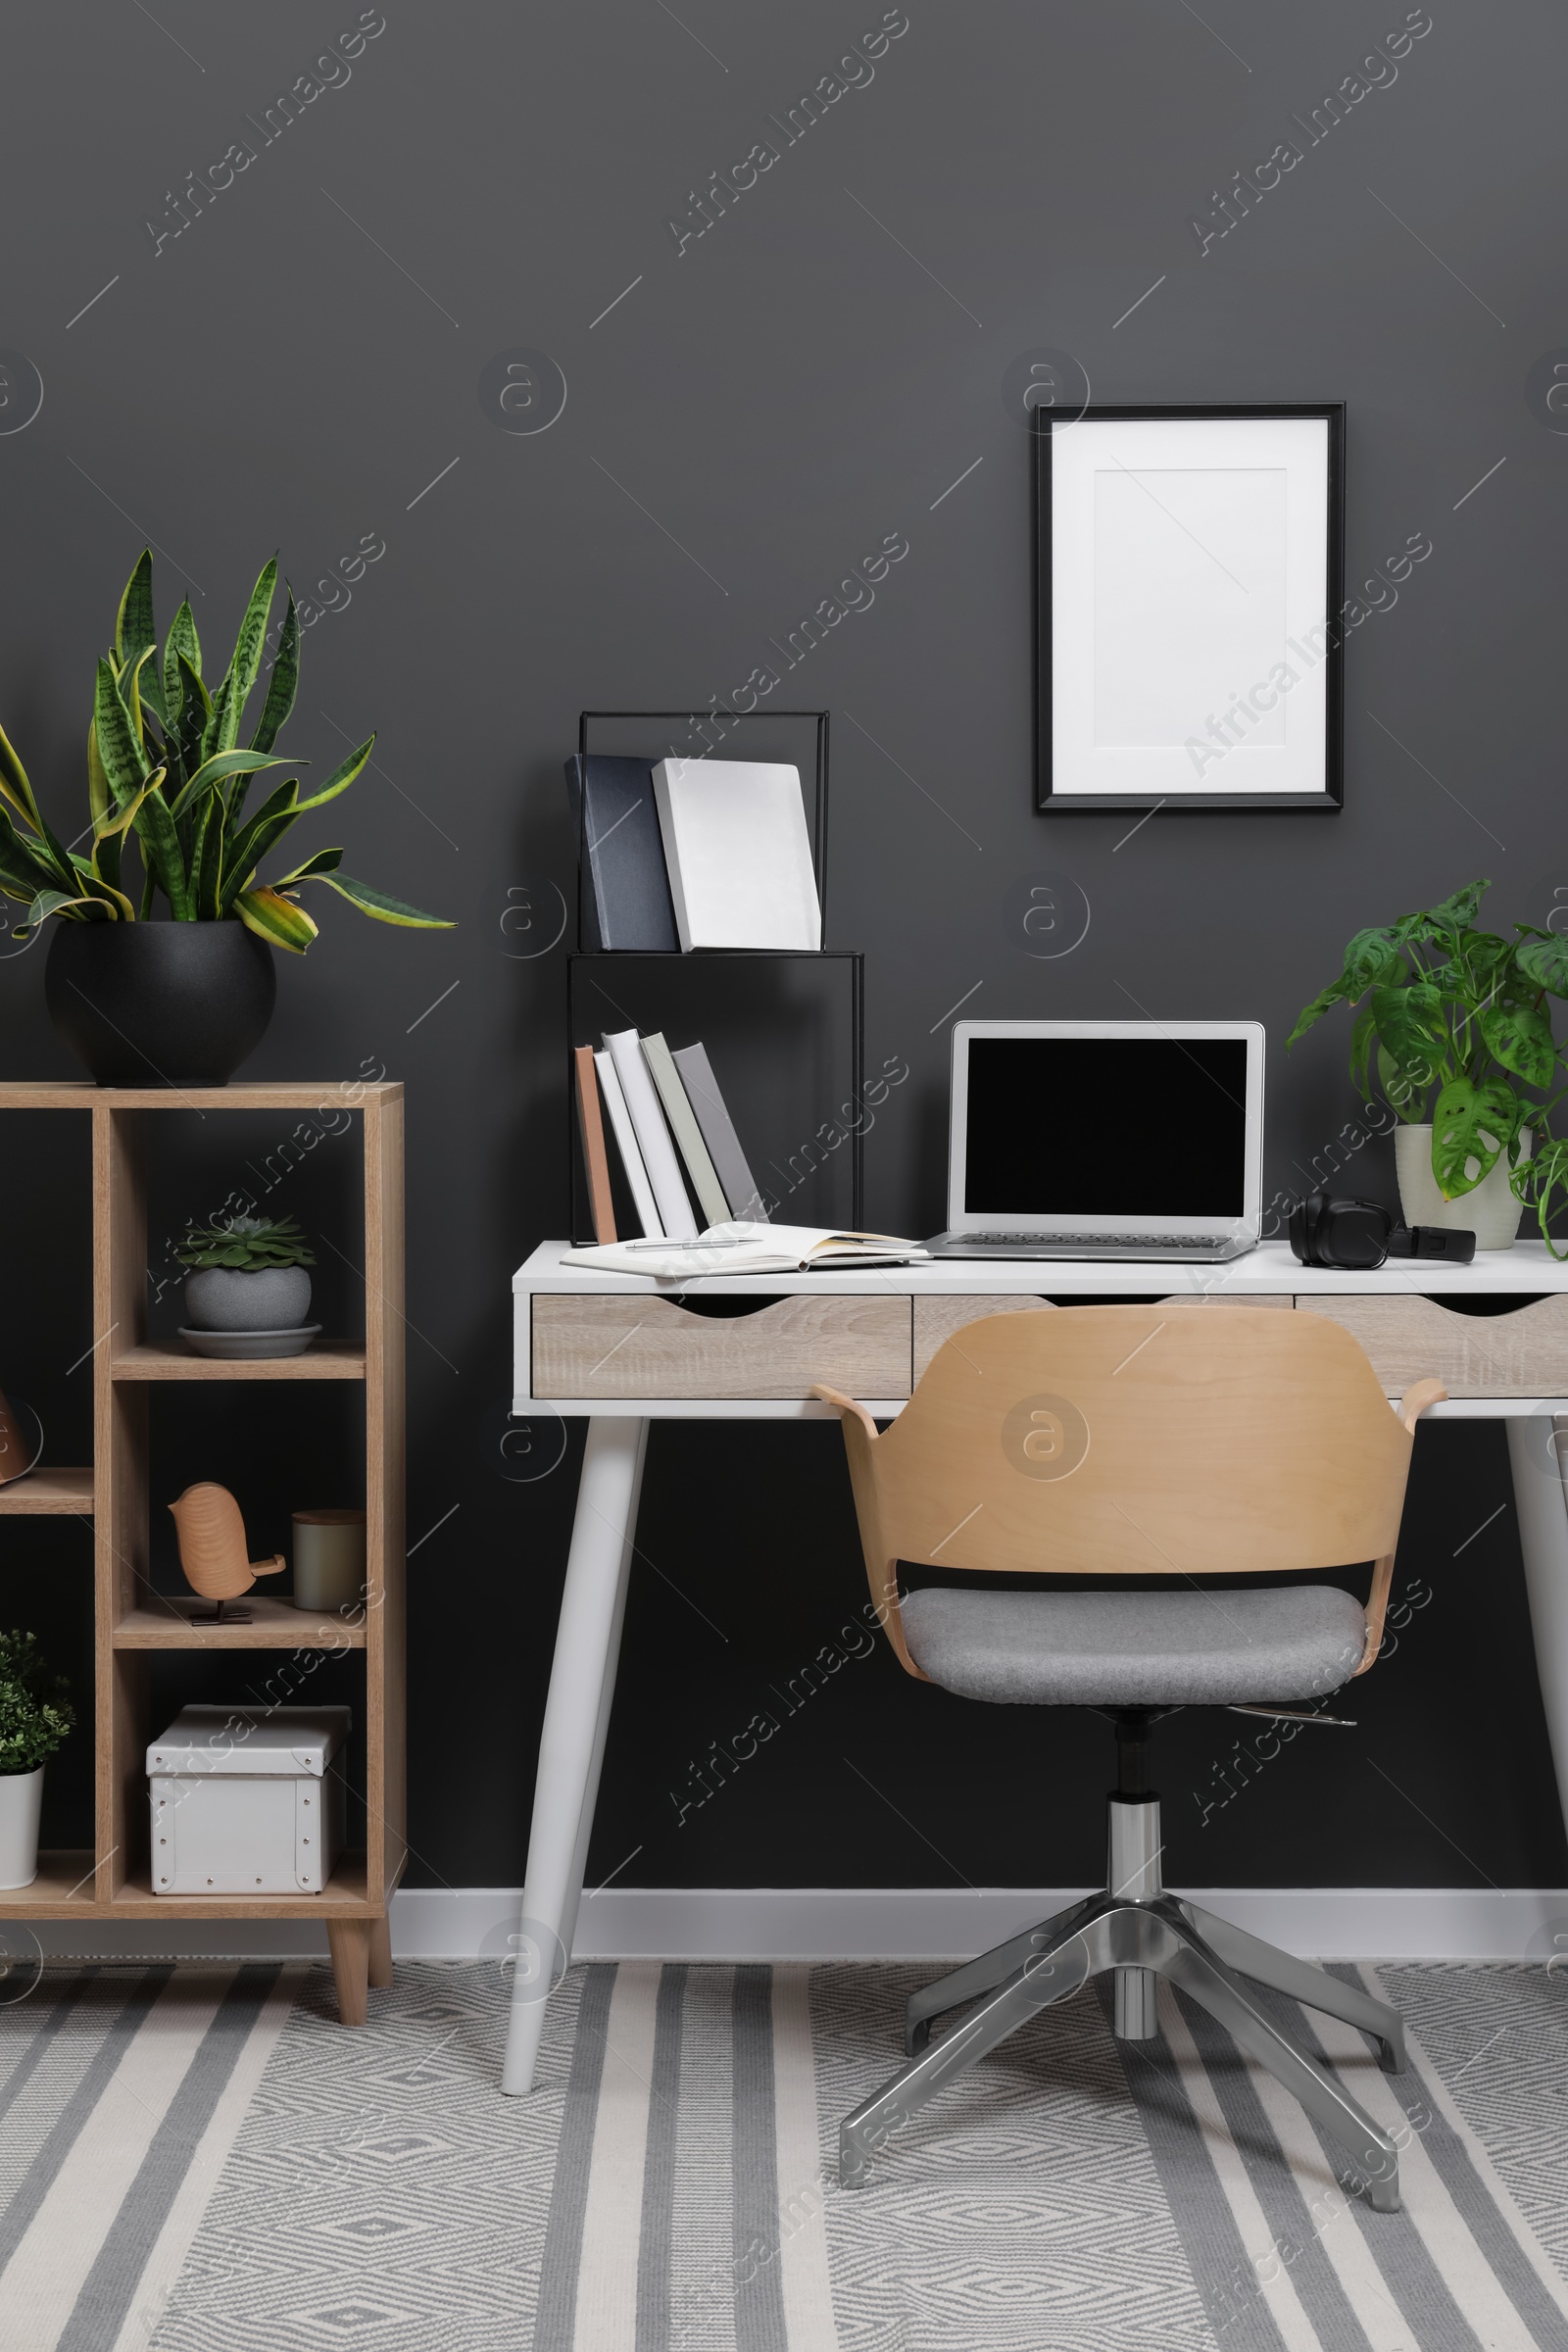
0, 1082, 406, 2023
0, 1469, 95, 1514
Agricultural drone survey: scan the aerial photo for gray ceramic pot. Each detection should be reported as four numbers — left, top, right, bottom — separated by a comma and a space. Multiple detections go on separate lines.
183, 1265, 313, 1332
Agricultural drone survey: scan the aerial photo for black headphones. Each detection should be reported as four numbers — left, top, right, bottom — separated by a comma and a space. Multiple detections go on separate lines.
1288, 1190, 1475, 1270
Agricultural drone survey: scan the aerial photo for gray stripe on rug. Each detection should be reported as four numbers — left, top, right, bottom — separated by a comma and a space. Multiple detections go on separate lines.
669, 1964, 740, 2352
54, 1964, 280, 2352
1173, 1988, 1377, 2352
0, 1975, 97, 2134
732, 1964, 787, 2352
533, 1961, 615, 2352
1280, 1992, 1491, 2350
0, 1968, 172, 2275
1100, 1980, 1290, 2352
637, 1962, 687, 2352
1328, 1967, 1568, 2352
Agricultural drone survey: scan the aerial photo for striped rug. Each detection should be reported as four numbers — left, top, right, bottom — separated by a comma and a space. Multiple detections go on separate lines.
0, 1958, 1562, 2349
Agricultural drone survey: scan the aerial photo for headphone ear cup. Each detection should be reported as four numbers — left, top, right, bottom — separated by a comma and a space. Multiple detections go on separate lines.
1319, 1198, 1395, 1271
1301, 1189, 1328, 1266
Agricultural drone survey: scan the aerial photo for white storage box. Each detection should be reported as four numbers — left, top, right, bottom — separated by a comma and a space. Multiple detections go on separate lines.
147, 1705, 350, 1895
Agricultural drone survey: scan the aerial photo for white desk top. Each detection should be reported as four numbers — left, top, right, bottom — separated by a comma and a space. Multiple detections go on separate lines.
514, 1239, 1568, 1298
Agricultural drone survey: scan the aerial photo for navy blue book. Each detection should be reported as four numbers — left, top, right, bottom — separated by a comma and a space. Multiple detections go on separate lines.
564, 755, 679, 952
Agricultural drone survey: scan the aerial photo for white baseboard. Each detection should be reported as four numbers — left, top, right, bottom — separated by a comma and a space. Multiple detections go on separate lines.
24, 1885, 1568, 1964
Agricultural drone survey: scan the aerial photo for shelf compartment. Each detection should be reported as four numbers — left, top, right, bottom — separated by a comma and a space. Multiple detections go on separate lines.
111, 1343, 367, 1382
0, 1468, 94, 1515
114, 1596, 368, 1649
109, 1849, 378, 1918
0, 1851, 97, 1913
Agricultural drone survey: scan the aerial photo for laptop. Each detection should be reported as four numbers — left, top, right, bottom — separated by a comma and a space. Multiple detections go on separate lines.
926, 1018, 1264, 1262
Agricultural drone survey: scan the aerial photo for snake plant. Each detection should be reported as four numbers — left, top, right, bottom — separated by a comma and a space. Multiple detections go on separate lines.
0, 549, 452, 952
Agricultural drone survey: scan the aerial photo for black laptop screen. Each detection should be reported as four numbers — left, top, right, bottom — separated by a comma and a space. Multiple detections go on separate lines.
962, 1037, 1249, 1218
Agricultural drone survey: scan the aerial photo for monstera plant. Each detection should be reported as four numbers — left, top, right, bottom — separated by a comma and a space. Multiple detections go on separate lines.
0, 550, 452, 1085
1290, 876, 1568, 1250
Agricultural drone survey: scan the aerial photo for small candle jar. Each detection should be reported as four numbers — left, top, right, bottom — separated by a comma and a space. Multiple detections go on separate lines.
292, 1509, 368, 1614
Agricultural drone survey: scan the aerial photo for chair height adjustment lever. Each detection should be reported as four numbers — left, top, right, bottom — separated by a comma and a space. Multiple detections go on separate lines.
1226, 1703, 1356, 1727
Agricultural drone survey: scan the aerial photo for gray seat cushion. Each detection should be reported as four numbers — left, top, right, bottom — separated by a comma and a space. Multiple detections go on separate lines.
901, 1584, 1368, 1707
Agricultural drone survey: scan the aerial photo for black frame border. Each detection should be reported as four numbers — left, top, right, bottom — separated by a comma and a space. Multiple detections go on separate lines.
1033, 403, 1346, 816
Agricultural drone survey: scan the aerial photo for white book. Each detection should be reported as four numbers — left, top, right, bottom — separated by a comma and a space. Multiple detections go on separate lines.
652, 760, 821, 951
604, 1029, 698, 1241
593, 1050, 662, 1239
561, 1221, 929, 1281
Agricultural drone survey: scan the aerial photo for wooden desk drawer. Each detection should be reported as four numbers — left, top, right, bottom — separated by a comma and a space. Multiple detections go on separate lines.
911, 1293, 1294, 1383
1298, 1294, 1568, 1396
914, 1297, 1053, 1383
532, 1295, 912, 1399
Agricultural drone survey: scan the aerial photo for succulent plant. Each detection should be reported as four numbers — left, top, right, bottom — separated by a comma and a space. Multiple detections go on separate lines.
0, 1632, 74, 1776
177, 1214, 317, 1272
0, 548, 453, 952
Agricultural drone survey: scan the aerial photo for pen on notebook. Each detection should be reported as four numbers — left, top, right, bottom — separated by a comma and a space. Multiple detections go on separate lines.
617, 1238, 761, 1251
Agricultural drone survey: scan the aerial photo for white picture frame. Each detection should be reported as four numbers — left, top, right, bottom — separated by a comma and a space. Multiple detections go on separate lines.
1035, 405, 1344, 814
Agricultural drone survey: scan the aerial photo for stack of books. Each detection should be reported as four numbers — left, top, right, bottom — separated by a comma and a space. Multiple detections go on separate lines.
575, 1029, 767, 1245
565, 754, 821, 953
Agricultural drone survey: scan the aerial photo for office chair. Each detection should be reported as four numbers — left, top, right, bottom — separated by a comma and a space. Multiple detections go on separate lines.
814, 1304, 1444, 2211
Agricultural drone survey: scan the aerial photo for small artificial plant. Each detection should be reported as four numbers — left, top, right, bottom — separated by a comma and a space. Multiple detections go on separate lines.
178, 1214, 316, 1273
1289, 876, 1568, 1247
0, 1632, 74, 1777
0, 548, 452, 952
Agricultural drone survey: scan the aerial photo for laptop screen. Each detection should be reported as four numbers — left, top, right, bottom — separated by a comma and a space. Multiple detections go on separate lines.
962, 1036, 1250, 1218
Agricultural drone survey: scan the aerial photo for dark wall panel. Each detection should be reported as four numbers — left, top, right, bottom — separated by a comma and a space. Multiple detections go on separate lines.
0, 0, 1563, 1891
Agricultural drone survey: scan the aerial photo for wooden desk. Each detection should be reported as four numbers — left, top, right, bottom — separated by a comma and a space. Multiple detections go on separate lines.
501, 1240, 1568, 2092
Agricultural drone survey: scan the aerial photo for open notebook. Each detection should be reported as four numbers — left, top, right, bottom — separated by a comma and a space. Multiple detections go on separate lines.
561, 1221, 929, 1279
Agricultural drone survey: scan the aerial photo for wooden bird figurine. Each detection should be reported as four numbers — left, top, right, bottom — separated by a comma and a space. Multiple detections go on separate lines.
168, 1483, 286, 1624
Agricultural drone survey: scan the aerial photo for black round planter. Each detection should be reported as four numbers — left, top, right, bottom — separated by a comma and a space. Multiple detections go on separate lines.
45, 919, 277, 1087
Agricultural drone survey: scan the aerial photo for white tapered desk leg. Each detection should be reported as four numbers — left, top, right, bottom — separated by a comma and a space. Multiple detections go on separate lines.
501, 1415, 649, 2096
1507, 1416, 1568, 1841
557, 1531, 635, 1967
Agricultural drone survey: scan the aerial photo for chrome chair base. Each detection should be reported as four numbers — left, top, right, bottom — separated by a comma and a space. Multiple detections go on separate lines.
840, 1796, 1407, 2210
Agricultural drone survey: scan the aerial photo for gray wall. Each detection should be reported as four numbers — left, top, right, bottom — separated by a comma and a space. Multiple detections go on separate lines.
2, 0, 1565, 1894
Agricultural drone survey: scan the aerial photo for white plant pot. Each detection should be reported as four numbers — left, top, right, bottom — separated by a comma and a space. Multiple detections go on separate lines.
0, 1766, 44, 1889
1394, 1123, 1532, 1251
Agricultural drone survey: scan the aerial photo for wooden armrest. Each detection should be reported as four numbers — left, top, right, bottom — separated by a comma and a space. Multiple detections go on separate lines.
1396, 1376, 1447, 1433
1356, 1376, 1447, 1673
252, 1554, 287, 1578
811, 1383, 881, 1444
810, 1385, 928, 1681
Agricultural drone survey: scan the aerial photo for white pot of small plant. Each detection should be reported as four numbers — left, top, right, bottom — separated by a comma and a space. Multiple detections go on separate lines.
1395, 1123, 1532, 1250
0, 1632, 75, 1889
178, 1216, 316, 1345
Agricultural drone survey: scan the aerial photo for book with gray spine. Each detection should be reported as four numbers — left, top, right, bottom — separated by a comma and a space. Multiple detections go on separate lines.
670, 1041, 769, 1223
640, 1034, 731, 1230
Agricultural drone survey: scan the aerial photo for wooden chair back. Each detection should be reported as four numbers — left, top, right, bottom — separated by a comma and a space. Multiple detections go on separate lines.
814, 1305, 1444, 1682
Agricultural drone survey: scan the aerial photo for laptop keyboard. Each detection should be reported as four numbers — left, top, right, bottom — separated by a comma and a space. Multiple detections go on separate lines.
962, 1233, 1227, 1250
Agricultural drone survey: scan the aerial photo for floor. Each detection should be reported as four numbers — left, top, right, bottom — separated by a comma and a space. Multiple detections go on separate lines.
0, 1955, 1562, 2350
